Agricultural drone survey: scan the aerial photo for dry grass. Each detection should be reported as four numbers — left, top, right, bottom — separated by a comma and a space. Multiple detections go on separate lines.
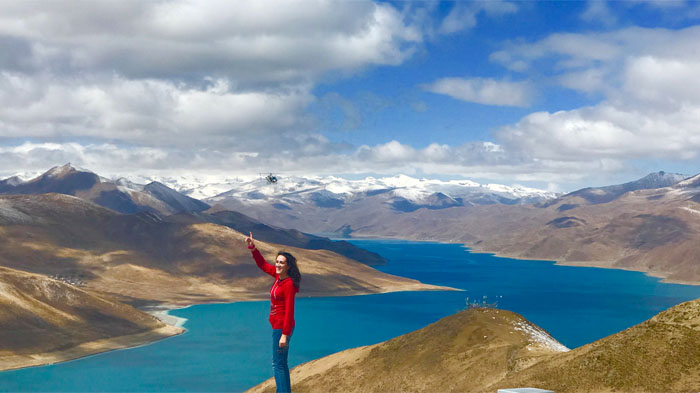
247, 308, 566, 393
248, 300, 700, 393
0, 266, 183, 371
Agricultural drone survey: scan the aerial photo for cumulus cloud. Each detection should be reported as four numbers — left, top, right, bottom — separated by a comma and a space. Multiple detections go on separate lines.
4, 1, 698, 189
0, 0, 425, 174
490, 25, 700, 166
423, 77, 534, 107
0, 1, 420, 86
0, 72, 314, 149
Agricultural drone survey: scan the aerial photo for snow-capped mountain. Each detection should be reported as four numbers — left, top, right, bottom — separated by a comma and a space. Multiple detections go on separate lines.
154, 174, 554, 205
122, 174, 258, 201
188, 174, 560, 235
0, 164, 209, 215
204, 174, 558, 207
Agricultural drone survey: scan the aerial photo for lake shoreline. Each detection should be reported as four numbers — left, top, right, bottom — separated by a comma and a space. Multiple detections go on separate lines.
0, 276, 456, 374
0, 325, 184, 373
339, 235, 700, 287
463, 245, 700, 287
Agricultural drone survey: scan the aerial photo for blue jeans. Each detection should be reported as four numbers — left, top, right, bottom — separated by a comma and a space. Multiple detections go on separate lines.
272, 328, 293, 393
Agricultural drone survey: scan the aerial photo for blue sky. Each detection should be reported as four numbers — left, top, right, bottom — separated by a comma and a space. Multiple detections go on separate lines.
1, 1, 700, 191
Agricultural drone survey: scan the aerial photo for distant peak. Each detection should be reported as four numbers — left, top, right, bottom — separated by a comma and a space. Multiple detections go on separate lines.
636, 171, 687, 186
4, 176, 24, 186
675, 172, 700, 188
45, 163, 77, 178
43, 163, 96, 179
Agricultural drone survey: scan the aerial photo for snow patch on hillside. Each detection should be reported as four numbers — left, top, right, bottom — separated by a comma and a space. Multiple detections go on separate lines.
513, 320, 569, 352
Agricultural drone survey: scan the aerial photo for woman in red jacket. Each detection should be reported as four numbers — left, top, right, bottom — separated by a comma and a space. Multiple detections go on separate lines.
246, 232, 301, 393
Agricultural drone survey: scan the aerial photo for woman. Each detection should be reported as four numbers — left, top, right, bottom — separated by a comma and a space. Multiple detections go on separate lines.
246, 232, 301, 393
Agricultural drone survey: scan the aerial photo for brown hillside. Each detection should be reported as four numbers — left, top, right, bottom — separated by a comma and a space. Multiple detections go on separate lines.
0, 194, 450, 305
215, 174, 700, 284
246, 308, 568, 393
493, 298, 700, 392
0, 266, 182, 371
249, 299, 700, 393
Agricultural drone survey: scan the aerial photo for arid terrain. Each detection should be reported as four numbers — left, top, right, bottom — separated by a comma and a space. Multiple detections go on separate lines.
217, 171, 700, 285
249, 298, 700, 393
0, 266, 182, 371
0, 192, 450, 370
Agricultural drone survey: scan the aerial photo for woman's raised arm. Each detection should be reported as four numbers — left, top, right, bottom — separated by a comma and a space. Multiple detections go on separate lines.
247, 232, 276, 277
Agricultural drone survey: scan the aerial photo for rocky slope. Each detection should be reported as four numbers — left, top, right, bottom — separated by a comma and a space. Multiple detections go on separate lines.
249, 298, 700, 393
0, 266, 182, 371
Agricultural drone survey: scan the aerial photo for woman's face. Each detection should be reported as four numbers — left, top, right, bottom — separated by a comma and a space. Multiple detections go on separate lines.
275, 255, 290, 276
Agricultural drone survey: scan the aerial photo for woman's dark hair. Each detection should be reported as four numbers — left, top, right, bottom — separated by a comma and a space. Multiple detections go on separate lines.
278, 251, 301, 290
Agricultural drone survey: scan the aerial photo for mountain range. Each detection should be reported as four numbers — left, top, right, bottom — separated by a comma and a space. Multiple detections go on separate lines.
202, 174, 558, 235
196, 169, 700, 285
0, 163, 209, 216
0, 164, 386, 265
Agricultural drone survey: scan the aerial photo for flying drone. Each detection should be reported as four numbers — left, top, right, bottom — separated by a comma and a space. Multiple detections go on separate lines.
264, 173, 278, 184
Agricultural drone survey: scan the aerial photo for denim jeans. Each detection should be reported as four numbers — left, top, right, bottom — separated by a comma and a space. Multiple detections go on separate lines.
272, 328, 293, 393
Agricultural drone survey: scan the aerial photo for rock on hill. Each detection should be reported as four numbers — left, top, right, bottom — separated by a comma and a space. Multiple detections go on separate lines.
246, 308, 568, 393
249, 299, 700, 393
0, 266, 182, 371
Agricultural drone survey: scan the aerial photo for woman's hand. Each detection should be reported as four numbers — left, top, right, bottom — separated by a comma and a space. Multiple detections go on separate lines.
246, 232, 255, 249
279, 334, 288, 348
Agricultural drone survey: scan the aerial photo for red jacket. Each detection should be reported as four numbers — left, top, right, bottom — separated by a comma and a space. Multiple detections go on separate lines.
251, 247, 298, 335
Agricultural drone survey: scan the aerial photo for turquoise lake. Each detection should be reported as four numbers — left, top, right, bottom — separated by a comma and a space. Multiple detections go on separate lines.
3, 239, 700, 392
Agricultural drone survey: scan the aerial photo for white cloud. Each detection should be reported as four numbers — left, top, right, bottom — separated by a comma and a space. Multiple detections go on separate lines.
439, 1, 518, 35
492, 26, 700, 164
0, 0, 430, 159
0, 72, 313, 148
557, 68, 609, 94
581, 0, 617, 26
424, 77, 534, 107
0, 1, 420, 86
